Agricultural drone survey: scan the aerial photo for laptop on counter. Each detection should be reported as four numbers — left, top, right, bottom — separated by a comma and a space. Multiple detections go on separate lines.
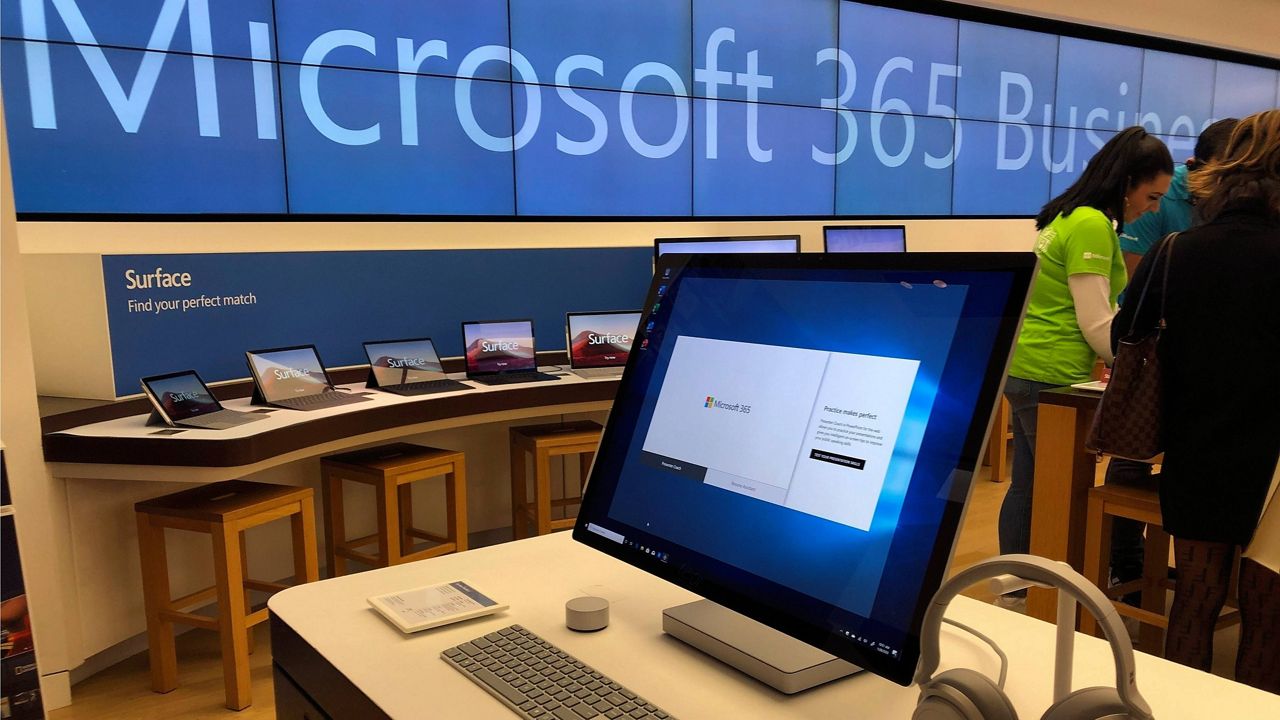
245, 345, 371, 411
140, 370, 267, 430
565, 311, 641, 379
363, 338, 472, 396
460, 319, 560, 386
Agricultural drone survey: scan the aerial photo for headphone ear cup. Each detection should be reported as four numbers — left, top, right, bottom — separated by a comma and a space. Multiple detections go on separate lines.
915, 668, 1018, 720
1041, 686, 1133, 720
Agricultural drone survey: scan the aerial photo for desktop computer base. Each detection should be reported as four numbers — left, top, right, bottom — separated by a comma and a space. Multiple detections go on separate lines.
662, 599, 861, 694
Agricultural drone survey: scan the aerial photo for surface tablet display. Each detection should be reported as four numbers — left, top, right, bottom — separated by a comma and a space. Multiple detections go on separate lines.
462, 321, 537, 375
573, 252, 1035, 686
246, 346, 333, 402
141, 371, 222, 422
364, 339, 447, 385
567, 312, 642, 369
654, 235, 800, 258
824, 225, 908, 253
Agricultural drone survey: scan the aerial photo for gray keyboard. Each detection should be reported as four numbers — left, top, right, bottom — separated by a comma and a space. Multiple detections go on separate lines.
442, 625, 674, 720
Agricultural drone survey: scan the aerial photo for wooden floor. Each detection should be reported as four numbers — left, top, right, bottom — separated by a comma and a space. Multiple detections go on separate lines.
47, 459, 1240, 718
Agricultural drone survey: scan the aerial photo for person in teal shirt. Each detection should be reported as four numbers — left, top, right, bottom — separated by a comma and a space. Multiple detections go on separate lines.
1120, 119, 1239, 276
997, 128, 1173, 606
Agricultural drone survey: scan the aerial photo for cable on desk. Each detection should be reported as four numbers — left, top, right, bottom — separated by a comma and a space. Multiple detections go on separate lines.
942, 618, 1009, 689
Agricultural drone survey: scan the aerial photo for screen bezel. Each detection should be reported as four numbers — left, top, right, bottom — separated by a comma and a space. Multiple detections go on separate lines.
653, 235, 801, 260
362, 337, 445, 385
571, 251, 1035, 686
460, 319, 538, 377
244, 344, 337, 403
823, 224, 908, 253
565, 311, 642, 370
140, 369, 224, 424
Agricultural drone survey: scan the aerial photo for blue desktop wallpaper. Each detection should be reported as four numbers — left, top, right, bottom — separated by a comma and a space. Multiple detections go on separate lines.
3, 0, 1276, 217
584, 262, 1020, 646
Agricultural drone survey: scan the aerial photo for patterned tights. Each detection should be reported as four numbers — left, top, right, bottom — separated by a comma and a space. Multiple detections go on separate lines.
1164, 537, 1280, 693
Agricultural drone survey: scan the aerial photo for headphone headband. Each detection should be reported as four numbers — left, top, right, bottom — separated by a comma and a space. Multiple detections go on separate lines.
914, 555, 1152, 720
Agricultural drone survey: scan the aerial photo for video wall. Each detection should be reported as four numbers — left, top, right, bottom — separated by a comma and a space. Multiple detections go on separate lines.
3, 0, 1277, 217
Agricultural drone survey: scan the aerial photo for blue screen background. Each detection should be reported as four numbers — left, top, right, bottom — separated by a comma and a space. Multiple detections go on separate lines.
582, 261, 1020, 650
2, 0, 1276, 217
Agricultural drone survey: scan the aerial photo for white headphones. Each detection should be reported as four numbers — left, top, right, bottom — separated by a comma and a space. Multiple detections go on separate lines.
913, 555, 1154, 720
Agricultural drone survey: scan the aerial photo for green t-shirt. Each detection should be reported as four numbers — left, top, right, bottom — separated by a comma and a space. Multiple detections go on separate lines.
1009, 207, 1127, 386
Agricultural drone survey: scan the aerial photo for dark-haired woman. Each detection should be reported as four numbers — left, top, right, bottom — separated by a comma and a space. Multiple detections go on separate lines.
997, 128, 1173, 592
1116, 110, 1280, 691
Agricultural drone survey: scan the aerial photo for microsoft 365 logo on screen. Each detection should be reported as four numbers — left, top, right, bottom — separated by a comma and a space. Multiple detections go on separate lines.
703, 395, 751, 414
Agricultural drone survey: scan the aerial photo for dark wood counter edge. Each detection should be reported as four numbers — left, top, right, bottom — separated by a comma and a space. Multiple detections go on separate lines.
271, 610, 392, 720
39, 351, 571, 433
1037, 386, 1103, 411
43, 379, 617, 467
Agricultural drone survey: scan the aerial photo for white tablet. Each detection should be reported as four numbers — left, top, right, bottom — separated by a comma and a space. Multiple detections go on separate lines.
368, 580, 508, 634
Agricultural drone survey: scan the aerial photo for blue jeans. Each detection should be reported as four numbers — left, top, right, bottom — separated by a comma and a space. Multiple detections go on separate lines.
998, 377, 1059, 561
1105, 458, 1154, 599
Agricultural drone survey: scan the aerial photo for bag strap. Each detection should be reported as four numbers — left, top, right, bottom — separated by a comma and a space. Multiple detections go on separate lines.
1156, 233, 1177, 331
1125, 232, 1177, 337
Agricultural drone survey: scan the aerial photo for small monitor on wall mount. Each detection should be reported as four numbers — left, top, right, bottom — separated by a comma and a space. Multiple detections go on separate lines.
823, 225, 907, 253
654, 235, 800, 259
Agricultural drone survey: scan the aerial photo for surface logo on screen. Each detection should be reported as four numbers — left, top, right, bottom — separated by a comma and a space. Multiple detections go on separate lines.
703, 395, 751, 414
167, 390, 203, 403
273, 367, 312, 380
387, 356, 427, 368
481, 341, 520, 352
589, 333, 630, 346
124, 267, 192, 290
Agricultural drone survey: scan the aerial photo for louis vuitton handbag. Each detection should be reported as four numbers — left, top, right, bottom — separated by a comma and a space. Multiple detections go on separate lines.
1086, 233, 1176, 461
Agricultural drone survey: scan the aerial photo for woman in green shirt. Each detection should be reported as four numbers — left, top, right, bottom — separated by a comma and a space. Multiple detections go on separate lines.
998, 128, 1173, 585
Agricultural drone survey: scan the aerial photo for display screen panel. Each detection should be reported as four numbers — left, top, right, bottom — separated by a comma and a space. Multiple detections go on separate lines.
462, 320, 538, 375
2, 1, 1276, 218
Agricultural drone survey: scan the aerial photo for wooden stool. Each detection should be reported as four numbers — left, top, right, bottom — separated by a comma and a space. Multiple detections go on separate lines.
509, 421, 603, 538
321, 443, 467, 577
983, 397, 1012, 483
1081, 483, 1239, 655
135, 480, 319, 711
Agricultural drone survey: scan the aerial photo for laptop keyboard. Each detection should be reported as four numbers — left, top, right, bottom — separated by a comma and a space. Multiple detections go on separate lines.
273, 390, 369, 410
475, 372, 561, 386
571, 367, 624, 379
443, 625, 673, 720
392, 378, 473, 395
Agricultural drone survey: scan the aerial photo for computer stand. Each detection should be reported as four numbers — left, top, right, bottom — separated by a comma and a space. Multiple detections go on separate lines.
662, 600, 860, 694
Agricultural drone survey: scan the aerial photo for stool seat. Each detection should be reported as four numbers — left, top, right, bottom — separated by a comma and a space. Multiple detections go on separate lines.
510, 421, 603, 538
136, 479, 312, 523
321, 443, 468, 577
135, 480, 318, 711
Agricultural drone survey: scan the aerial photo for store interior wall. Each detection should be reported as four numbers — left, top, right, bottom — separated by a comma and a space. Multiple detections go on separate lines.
2, 0, 1277, 699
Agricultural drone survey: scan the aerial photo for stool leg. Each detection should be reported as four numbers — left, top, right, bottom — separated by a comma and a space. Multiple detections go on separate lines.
449, 458, 469, 552
135, 513, 178, 694
578, 452, 594, 493
510, 443, 527, 540
323, 469, 346, 578
535, 448, 553, 536
239, 538, 254, 656
291, 498, 320, 584
377, 478, 401, 566
211, 523, 252, 711
1140, 526, 1171, 654
1080, 495, 1111, 637
398, 483, 415, 557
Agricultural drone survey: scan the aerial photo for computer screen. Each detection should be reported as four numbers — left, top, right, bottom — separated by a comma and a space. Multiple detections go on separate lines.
141, 371, 223, 422
654, 236, 801, 258
567, 312, 642, 369
245, 346, 333, 402
364, 338, 447, 385
462, 320, 538, 375
824, 225, 908, 253
573, 252, 1034, 686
